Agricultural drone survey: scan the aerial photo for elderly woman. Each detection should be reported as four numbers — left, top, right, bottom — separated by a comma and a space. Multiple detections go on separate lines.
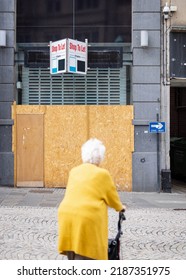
58, 138, 126, 260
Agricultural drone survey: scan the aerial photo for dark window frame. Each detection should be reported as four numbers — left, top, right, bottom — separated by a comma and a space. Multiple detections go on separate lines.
24, 46, 123, 69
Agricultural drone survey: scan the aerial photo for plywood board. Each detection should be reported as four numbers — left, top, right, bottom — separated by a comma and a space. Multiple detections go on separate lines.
16, 114, 44, 187
13, 105, 134, 191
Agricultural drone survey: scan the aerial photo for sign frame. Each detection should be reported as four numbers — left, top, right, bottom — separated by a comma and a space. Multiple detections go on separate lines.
149, 122, 166, 133
50, 38, 88, 75
50, 38, 67, 75
67, 38, 88, 75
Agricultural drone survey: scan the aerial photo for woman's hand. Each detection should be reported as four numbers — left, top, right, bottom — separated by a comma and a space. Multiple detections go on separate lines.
121, 204, 126, 212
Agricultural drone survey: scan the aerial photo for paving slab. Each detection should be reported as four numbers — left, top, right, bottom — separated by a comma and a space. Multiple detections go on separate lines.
0, 186, 186, 260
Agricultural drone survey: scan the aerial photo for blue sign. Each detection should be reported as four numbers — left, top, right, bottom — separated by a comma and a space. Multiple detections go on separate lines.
149, 122, 166, 133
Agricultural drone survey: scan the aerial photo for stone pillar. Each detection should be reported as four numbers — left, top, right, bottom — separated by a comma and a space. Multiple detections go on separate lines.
132, 0, 161, 191
0, 0, 15, 186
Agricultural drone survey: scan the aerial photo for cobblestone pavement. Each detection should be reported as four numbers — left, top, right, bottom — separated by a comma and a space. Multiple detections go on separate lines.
119, 208, 186, 260
0, 187, 186, 260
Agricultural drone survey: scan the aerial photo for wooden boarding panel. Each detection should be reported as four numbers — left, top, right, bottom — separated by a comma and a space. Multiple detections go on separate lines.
13, 105, 134, 191
16, 114, 44, 187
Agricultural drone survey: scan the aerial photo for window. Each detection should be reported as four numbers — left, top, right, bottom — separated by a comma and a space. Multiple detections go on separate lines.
24, 49, 50, 68
24, 47, 122, 69
170, 32, 186, 78
76, 31, 99, 43
76, 0, 99, 11
88, 48, 122, 68
47, 0, 61, 14
18, 44, 131, 106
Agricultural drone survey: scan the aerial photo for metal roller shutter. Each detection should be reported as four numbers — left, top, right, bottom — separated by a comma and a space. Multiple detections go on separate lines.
22, 67, 126, 105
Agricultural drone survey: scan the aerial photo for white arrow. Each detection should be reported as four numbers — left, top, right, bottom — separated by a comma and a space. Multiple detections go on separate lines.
157, 122, 163, 129
151, 123, 163, 129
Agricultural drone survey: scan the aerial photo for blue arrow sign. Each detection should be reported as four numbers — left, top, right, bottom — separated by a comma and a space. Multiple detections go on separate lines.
149, 122, 166, 133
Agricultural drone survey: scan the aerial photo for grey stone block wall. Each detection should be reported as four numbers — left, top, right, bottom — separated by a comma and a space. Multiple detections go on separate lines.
0, 0, 163, 190
0, 0, 15, 186
132, 0, 161, 192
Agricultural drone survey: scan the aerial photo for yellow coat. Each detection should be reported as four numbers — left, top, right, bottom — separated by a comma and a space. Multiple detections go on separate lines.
58, 163, 123, 260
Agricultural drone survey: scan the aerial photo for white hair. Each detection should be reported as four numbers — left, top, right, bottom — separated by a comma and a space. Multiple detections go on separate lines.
81, 138, 106, 165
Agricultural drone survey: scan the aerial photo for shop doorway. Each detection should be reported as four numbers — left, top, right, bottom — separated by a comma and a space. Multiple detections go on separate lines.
16, 114, 44, 187
170, 87, 186, 192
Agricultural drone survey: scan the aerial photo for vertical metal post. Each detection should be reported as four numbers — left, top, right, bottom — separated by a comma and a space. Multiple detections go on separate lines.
160, 13, 170, 172
85, 38, 88, 74
73, 0, 75, 39
160, 9, 171, 192
157, 113, 160, 192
